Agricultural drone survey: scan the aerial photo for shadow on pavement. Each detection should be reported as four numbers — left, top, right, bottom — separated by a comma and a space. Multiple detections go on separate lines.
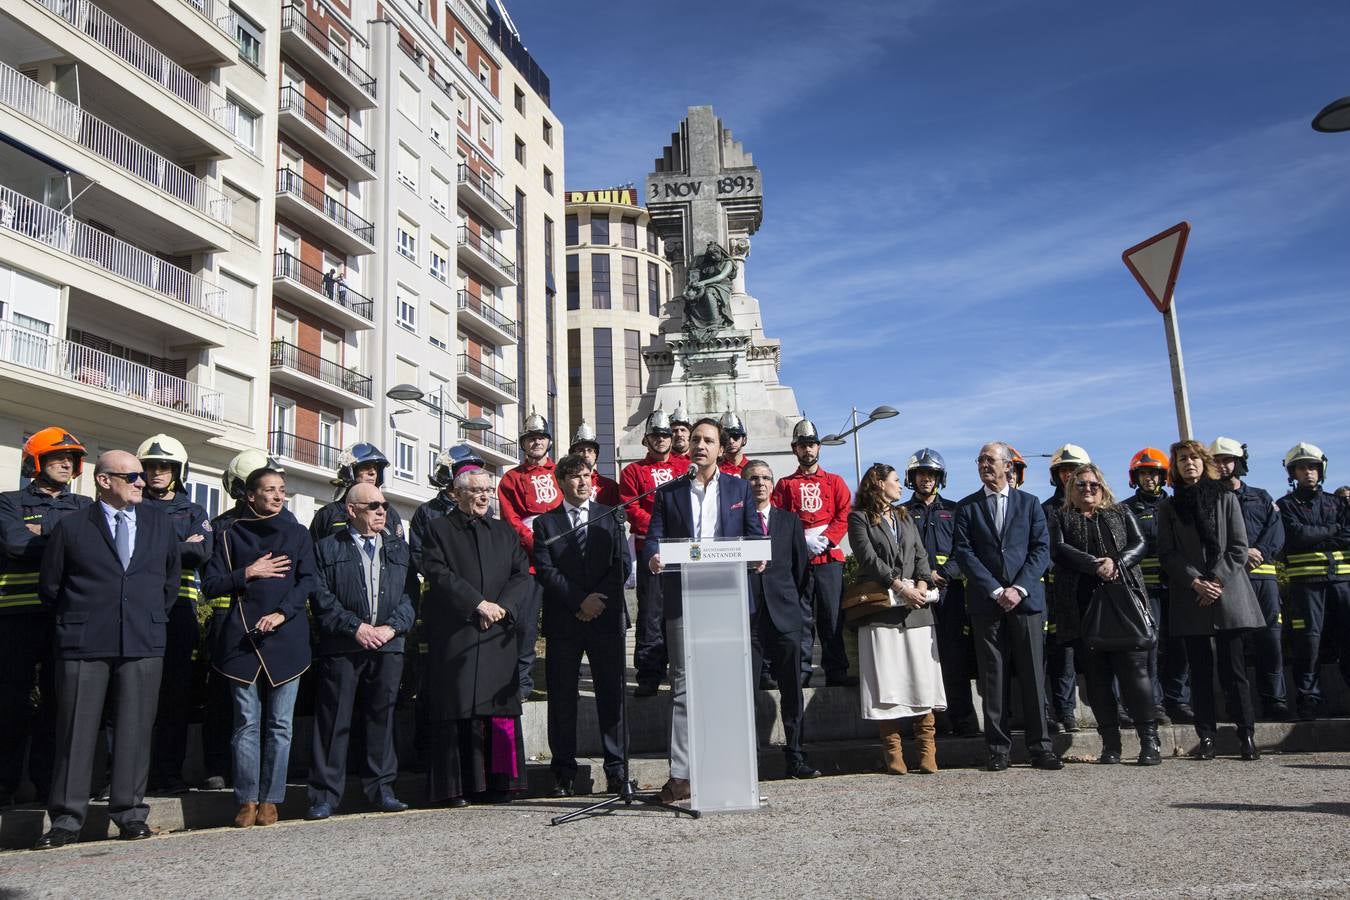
1173, 801, 1350, 818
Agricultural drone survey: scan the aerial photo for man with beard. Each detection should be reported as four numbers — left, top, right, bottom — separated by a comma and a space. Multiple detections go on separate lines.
669, 406, 692, 471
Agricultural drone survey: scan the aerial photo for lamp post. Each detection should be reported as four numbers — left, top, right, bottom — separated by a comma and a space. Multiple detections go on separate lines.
385, 383, 491, 451
819, 404, 899, 486
1312, 96, 1350, 133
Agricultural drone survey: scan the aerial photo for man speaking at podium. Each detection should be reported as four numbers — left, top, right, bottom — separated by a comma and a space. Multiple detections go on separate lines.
645, 417, 761, 803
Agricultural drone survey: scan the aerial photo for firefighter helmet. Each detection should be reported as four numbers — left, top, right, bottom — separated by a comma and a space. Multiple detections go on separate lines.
791, 417, 820, 446
223, 449, 284, 500
719, 410, 747, 439
903, 448, 947, 490
431, 445, 484, 488
520, 408, 551, 442
1284, 442, 1328, 483
21, 427, 87, 479
1208, 436, 1249, 478
645, 409, 672, 437
1128, 447, 1170, 488
1050, 443, 1092, 485
569, 420, 600, 453
136, 434, 190, 490
1008, 447, 1027, 486
335, 443, 389, 487
670, 405, 692, 429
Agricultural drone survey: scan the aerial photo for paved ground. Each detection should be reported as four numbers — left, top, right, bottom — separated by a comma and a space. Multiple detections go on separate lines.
3, 753, 1349, 898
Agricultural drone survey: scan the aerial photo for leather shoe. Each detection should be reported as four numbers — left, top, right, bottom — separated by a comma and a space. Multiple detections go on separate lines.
604, 775, 628, 795
256, 801, 278, 826
306, 802, 333, 821
633, 681, 659, 697
1060, 716, 1080, 734
1263, 701, 1290, 722
1189, 737, 1217, 760
375, 794, 408, 812
786, 760, 821, 780
33, 827, 79, 850
758, 674, 779, 691
1239, 734, 1261, 761
658, 777, 691, 802
118, 821, 153, 841
233, 802, 258, 828
1047, 718, 1063, 735
1031, 752, 1064, 771
446, 797, 469, 808
1166, 702, 1195, 724
985, 753, 1010, 772
549, 775, 574, 798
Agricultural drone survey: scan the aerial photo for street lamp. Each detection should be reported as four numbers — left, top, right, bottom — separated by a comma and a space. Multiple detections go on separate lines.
820, 404, 900, 486
1312, 96, 1350, 133
385, 383, 491, 452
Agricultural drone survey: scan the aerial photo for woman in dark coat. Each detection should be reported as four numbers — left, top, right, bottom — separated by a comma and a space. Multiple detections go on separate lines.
1049, 463, 1157, 766
202, 469, 315, 827
419, 468, 532, 806
1158, 440, 1265, 761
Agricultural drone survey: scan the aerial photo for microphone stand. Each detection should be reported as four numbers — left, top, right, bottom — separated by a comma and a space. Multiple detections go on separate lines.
549, 469, 699, 825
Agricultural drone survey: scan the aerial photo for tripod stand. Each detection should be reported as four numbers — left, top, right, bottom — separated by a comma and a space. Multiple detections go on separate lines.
545, 474, 699, 825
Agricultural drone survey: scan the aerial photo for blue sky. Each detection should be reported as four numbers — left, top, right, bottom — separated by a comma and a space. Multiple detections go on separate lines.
513, 0, 1350, 500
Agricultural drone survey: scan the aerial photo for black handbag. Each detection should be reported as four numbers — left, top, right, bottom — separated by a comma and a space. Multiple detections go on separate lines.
1082, 518, 1157, 651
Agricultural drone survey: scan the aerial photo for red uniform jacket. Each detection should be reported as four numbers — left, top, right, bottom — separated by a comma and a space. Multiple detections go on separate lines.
497, 457, 561, 559
719, 454, 747, 477
591, 471, 621, 507
772, 467, 851, 565
669, 453, 691, 474
619, 453, 683, 551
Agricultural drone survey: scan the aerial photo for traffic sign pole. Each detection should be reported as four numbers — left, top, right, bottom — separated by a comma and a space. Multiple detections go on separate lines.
1162, 304, 1193, 440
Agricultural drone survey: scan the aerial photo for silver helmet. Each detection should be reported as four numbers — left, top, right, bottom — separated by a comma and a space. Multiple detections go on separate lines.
719, 410, 747, 439
791, 417, 820, 446
646, 408, 673, 437
431, 445, 484, 488
670, 405, 692, 429
904, 448, 947, 490
520, 407, 551, 442
569, 419, 600, 452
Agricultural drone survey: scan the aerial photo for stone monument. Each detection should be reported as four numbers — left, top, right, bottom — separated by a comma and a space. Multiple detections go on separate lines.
617, 106, 804, 476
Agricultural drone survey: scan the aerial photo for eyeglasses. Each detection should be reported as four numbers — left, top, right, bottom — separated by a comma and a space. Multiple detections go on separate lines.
356, 501, 390, 511
459, 486, 494, 496
976, 455, 1003, 465
1074, 481, 1102, 492
104, 472, 144, 484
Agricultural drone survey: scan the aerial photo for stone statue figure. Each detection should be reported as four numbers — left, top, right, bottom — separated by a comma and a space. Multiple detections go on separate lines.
681, 241, 737, 342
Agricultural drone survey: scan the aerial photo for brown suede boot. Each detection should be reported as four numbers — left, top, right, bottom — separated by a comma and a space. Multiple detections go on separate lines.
233, 802, 258, 828
256, 802, 278, 826
914, 712, 938, 774
879, 719, 907, 774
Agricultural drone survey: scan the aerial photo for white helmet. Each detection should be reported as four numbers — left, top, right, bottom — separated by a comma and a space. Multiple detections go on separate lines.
1284, 442, 1328, 484
137, 434, 190, 490
223, 449, 284, 500
1208, 437, 1248, 477
1050, 443, 1091, 485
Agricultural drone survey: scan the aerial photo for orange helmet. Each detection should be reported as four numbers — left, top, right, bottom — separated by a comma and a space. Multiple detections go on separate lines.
1008, 446, 1027, 486
1128, 447, 1169, 488
22, 427, 87, 479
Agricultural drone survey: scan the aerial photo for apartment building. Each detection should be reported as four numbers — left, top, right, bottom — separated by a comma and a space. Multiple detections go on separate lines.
0, 0, 277, 514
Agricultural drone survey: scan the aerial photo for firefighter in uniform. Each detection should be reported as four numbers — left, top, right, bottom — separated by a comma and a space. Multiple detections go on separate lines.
309, 443, 404, 541
620, 409, 682, 696
1211, 437, 1288, 720
773, 418, 854, 687
137, 435, 214, 793
568, 420, 621, 505
496, 409, 556, 700
1277, 442, 1350, 720
902, 448, 978, 735
669, 405, 692, 469
0, 428, 92, 806
1043, 443, 1091, 732
1121, 447, 1190, 723
718, 411, 749, 476
1008, 447, 1028, 489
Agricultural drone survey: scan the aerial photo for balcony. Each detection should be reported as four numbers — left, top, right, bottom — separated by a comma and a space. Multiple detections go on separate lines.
456, 164, 515, 231
456, 226, 516, 288
0, 185, 231, 343
279, 5, 376, 110
0, 320, 224, 432
273, 253, 374, 332
457, 353, 516, 404
460, 423, 518, 467
23, 0, 237, 157
277, 86, 376, 182
269, 430, 342, 473
269, 339, 373, 409
456, 290, 517, 346
274, 169, 374, 256
0, 61, 232, 250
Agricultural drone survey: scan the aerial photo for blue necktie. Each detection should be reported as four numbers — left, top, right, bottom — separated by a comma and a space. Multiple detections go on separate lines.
362, 536, 376, 561
572, 508, 586, 552
115, 511, 131, 570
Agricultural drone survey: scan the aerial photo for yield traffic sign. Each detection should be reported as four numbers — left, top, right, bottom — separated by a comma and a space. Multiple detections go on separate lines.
1122, 221, 1190, 313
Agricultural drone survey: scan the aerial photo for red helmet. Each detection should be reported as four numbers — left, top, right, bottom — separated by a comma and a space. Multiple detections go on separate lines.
1008, 446, 1027, 486
1128, 447, 1169, 488
22, 427, 87, 479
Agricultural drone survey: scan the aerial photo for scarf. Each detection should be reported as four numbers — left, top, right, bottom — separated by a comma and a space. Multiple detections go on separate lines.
1171, 477, 1226, 576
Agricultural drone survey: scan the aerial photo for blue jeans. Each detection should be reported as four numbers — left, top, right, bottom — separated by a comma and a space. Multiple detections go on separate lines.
231, 677, 299, 804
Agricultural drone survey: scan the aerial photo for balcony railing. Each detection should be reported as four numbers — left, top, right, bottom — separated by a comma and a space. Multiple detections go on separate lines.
273, 252, 373, 321
0, 185, 227, 319
33, 0, 234, 131
269, 430, 341, 470
456, 164, 514, 218
280, 5, 376, 100
462, 424, 518, 459
0, 321, 223, 422
270, 339, 372, 400
456, 290, 516, 340
179, 0, 236, 37
457, 352, 516, 398
0, 62, 231, 224
278, 86, 375, 169
275, 169, 374, 244
456, 226, 515, 279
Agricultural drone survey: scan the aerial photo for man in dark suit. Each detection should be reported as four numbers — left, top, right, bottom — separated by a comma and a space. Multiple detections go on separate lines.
34, 450, 180, 848
952, 442, 1061, 772
645, 417, 761, 802
533, 454, 631, 797
742, 460, 819, 779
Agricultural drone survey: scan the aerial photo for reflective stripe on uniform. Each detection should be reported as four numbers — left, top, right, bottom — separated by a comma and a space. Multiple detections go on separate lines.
935, 554, 949, 566
1139, 557, 1161, 586
1290, 618, 1306, 630
1249, 564, 1277, 577
1285, 551, 1345, 580
0, 570, 41, 608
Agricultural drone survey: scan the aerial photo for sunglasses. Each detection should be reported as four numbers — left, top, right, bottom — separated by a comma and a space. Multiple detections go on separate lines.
356, 501, 390, 511
1074, 481, 1102, 492
105, 472, 144, 484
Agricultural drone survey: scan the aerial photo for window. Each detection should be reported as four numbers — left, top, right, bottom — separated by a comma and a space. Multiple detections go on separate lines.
398, 74, 420, 125
513, 137, 525, 164
429, 303, 450, 350
647, 228, 659, 254
624, 329, 642, 400
590, 214, 609, 246
397, 216, 417, 261
647, 260, 661, 317
622, 256, 639, 311
222, 181, 258, 242
189, 481, 222, 519
216, 367, 252, 425
233, 6, 263, 67
565, 214, 578, 246
479, 112, 493, 149
591, 254, 610, 309
592, 328, 615, 478
566, 328, 582, 438
220, 270, 256, 326
395, 355, 419, 387
226, 94, 260, 154
478, 59, 491, 87
566, 255, 579, 310
620, 218, 636, 248
543, 166, 554, 195
430, 105, 449, 149
429, 240, 449, 282
319, 414, 339, 454
394, 434, 417, 481
430, 169, 451, 216
454, 87, 467, 124
513, 86, 525, 113
543, 215, 555, 276
453, 29, 467, 60
397, 144, 419, 191
542, 118, 553, 146
396, 285, 418, 331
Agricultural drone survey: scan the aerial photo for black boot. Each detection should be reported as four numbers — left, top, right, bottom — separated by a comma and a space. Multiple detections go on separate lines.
1238, 728, 1261, 761
1097, 728, 1122, 765
1136, 722, 1162, 766
1188, 735, 1216, 760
